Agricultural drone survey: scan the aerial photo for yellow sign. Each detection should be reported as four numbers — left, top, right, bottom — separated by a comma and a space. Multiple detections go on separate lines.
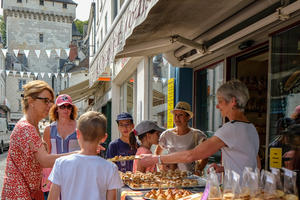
167, 78, 175, 129
269, 148, 282, 168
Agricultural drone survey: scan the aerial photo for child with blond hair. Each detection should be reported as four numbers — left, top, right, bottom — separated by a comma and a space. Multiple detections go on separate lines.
48, 111, 123, 200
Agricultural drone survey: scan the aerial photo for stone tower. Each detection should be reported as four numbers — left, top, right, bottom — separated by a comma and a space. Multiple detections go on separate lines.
2, 0, 76, 122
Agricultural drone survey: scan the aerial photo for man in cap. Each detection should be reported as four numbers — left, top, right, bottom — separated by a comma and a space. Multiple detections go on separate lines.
106, 112, 136, 172
155, 101, 208, 174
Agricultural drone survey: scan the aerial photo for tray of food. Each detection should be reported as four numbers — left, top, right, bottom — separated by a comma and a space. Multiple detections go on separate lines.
108, 155, 141, 162
120, 170, 206, 190
144, 188, 193, 200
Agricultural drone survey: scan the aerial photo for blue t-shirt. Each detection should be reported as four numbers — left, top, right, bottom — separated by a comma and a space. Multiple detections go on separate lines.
106, 138, 136, 172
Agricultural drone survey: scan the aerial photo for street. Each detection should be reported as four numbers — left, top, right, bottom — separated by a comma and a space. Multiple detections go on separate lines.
0, 151, 8, 195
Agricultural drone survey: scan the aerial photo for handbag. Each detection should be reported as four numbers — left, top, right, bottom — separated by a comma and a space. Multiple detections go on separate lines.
10, 152, 44, 200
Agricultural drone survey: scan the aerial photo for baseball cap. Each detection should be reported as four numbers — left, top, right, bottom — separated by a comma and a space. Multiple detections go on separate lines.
116, 112, 133, 122
56, 94, 73, 106
134, 120, 165, 136
171, 101, 193, 119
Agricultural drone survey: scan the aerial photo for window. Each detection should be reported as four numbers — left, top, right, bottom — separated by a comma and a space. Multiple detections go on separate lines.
18, 79, 26, 91
105, 13, 108, 35
17, 0, 22, 3
63, 3, 67, 9
120, 74, 136, 115
18, 99, 22, 111
40, 0, 44, 5
150, 54, 176, 128
39, 33, 43, 43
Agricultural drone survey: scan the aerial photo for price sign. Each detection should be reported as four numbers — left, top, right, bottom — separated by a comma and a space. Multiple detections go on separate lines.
269, 148, 282, 168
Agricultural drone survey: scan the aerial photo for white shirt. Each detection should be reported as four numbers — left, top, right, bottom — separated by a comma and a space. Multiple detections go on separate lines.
49, 154, 123, 200
214, 121, 259, 178
159, 128, 206, 171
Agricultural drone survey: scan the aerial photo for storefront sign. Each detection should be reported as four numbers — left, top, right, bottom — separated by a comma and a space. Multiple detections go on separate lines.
269, 147, 282, 168
89, 0, 159, 86
167, 78, 174, 129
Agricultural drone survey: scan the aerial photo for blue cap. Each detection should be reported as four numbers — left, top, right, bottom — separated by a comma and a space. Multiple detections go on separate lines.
116, 112, 133, 122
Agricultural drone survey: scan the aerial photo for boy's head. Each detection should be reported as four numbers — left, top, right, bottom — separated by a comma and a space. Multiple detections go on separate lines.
77, 111, 107, 142
116, 112, 134, 137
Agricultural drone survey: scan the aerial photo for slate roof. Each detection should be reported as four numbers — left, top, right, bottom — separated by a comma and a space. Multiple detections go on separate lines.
72, 22, 82, 37
46, 0, 77, 5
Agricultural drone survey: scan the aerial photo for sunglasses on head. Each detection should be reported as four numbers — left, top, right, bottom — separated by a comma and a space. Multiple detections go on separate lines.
58, 104, 73, 110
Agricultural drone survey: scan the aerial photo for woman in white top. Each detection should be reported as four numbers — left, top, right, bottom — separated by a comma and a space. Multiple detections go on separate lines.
155, 101, 208, 174
141, 80, 260, 179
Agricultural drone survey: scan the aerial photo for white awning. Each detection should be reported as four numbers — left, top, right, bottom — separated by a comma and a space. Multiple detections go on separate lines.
59, 80, 98, 102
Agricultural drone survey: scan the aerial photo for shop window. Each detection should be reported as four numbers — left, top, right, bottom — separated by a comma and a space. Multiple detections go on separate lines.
17, 0, 22, 3
63, 3, 67, 9
120, 74, 136, 115
270, 24, 300, 143
150, 54, 176, 128
194, 62, 223, 135
40, 0, 44, 5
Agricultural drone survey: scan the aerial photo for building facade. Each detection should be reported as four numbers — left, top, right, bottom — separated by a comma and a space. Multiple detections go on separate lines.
2, 0, 76, 122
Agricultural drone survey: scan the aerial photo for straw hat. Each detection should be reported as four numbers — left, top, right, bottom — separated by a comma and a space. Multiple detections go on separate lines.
171, 101, 193, 119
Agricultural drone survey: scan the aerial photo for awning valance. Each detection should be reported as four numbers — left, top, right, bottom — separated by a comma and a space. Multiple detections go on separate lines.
59, 80, 97, 102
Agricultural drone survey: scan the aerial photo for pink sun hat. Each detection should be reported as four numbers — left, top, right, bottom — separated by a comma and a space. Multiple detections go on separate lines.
55, 94, 73, 106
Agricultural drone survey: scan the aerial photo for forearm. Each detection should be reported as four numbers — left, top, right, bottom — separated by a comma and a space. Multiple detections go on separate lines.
40, 151, 76, 168
161, 149, 199, 164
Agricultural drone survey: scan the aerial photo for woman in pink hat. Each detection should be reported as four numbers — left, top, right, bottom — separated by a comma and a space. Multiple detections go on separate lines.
41, 94, 79, 199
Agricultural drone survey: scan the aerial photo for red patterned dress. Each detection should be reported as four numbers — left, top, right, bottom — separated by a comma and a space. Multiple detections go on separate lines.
1, 118, 43, 200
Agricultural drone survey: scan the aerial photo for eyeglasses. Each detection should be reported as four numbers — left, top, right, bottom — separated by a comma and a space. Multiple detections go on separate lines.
58, 104, 73, 110
34, 96, 54, 105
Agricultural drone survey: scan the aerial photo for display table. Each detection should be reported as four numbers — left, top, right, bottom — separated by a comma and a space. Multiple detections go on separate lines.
118, 186, 205, 200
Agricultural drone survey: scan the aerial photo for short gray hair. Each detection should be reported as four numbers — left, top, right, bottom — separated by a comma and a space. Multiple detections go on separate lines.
217, 80, 249, 111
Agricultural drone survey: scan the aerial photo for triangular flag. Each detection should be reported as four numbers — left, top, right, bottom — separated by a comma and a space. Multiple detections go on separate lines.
20, 71, 24, 78
27, 72, 31, 78
6, 70, 10, 76
34, 72, 38, 78
46, 50, 51, 58
48, 72, 52, 78
65, 48, 70, 57
68, 73, 72, 78
24, 50, 30, 58
61, 73, 65, 78
54, 73, 58, 78
2, 49, 7, 57
35, 50, 41, 58
55, 49, 61, 57
13, 49, 19, 57
40, 72, 45, 78
12, 71, 17, 77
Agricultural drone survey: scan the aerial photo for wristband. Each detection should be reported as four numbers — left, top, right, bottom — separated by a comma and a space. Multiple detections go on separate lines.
158, 155, 162, 164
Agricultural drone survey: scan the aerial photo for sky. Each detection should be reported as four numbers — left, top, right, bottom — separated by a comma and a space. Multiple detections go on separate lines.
0, 0, 93, 21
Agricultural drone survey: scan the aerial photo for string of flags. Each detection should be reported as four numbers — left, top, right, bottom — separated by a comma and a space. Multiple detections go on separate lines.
0, 69, 72, 79
1, 48, 71, 59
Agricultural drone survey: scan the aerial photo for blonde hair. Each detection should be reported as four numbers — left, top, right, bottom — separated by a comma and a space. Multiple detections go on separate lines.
77, 111, 107, 142
22, 80, 54, 113
49, 104, 78, 121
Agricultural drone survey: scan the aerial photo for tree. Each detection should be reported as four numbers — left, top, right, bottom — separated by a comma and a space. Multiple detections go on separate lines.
74, 19, 88, 35
0, 16, 6, 47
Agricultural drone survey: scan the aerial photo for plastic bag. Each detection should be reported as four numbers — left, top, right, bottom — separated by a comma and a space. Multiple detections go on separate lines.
282, 167, 298, 199
263, 171, 277, 199
206, 168, 222, 200
223, 169, 234, 200
270, 167, 284, 198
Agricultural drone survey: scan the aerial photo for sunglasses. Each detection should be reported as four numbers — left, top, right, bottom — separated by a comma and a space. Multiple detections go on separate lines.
58, 104, 73, 110
34, 96, 54, 105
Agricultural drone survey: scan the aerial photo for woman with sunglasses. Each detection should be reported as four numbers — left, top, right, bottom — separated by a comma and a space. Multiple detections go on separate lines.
1, 80, 77, 200
41, 94, 79, 199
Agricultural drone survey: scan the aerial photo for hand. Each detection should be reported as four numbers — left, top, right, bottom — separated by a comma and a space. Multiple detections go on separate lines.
139, 154, 159, 167
209, 163, 224, 173
97, 144, 106, 154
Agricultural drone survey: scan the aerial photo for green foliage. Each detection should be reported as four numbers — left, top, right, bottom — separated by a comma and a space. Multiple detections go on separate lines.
0, 16, 6, 47
74, 19, 88, 35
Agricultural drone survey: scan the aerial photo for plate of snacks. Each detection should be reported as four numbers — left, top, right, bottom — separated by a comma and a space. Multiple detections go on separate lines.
108, 155, 141, 162
144, 188, 193, 200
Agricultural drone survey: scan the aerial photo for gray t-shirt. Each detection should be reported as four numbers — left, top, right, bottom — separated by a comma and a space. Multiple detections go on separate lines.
214, 121, 259, 178
159, 128, 206, 171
